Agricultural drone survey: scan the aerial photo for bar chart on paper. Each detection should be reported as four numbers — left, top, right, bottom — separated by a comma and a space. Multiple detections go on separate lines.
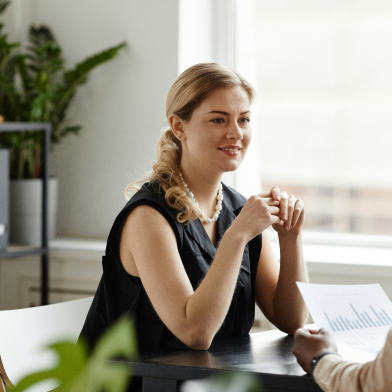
297, 283, 392, 357
324, 302, 392, 332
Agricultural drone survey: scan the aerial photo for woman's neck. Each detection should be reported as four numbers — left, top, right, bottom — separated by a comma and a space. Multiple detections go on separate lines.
179, 165, 222, 208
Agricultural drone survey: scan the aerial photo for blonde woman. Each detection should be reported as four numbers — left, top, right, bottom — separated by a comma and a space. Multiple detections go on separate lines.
80, 64, 308, 358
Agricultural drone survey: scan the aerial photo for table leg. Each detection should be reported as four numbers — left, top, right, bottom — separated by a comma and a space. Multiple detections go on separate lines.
143, 377, 178, 392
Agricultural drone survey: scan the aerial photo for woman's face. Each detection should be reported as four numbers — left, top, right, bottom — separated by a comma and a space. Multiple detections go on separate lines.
174, 86, 252, 175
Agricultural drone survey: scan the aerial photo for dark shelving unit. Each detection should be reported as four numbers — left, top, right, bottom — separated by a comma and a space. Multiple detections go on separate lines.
0, 122, 50, 305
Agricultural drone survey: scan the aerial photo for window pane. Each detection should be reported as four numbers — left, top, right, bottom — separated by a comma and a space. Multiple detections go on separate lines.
237, 0, 392, 235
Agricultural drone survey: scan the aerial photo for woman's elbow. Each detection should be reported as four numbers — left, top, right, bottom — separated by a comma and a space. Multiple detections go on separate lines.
274, 314, 307, 335
278, 318, 307, 335
280, 325, 302, 336
187, 339, 212, 351
183, 328, 213, 350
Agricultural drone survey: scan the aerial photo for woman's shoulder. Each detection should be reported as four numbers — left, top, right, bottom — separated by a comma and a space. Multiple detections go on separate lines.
121, 180, 180, 227
108, 180, 183, 252
125, 180, 166, 209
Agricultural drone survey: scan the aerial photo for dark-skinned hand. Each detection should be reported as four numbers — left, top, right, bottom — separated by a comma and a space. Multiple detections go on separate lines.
292, 328, 338, 374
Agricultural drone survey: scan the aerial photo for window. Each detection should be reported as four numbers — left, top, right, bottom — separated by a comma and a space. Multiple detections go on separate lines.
236, 0, 392, 236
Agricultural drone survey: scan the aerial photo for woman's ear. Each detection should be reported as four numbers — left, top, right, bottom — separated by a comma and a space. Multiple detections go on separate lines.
169, 115, 187, 141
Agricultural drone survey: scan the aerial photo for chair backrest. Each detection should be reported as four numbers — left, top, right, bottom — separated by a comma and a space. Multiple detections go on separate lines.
0, 297, 93, 391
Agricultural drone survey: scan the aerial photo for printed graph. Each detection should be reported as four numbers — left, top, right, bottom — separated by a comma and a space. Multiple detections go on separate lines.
297, 283, 392, 356
324, 304, 392, 332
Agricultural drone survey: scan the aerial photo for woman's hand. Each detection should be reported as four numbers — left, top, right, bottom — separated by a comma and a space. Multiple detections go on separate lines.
268, 187, 305, 236
231, 191, 282, 242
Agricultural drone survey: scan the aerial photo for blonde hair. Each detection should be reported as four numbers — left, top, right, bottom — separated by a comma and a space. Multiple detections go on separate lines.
126, 63, 255, 223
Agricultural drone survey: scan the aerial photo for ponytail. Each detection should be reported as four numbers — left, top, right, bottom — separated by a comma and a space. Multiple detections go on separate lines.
125, 128, 199, 223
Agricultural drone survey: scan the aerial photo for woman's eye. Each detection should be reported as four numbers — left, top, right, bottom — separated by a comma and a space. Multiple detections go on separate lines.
239, 117, 251, 124
211, 118, 225, 124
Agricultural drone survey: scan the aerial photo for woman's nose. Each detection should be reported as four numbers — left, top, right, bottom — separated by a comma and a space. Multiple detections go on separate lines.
226, 121, 243, 140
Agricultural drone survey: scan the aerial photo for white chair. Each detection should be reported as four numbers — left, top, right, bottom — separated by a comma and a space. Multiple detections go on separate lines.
0, 297, 93, 392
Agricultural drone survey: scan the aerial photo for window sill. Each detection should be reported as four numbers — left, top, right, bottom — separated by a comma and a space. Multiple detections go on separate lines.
269, 230, 392, 277
49, 232, 392, 277
49, 238, 106, 261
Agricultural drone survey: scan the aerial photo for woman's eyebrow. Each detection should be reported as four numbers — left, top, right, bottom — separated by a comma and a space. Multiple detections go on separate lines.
205, 110, 251, 115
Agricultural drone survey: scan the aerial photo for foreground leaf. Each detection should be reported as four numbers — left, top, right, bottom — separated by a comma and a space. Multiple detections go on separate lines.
12, 316, 137, 392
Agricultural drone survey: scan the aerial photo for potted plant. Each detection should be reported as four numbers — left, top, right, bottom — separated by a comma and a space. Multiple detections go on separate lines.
0, 0, 126, 244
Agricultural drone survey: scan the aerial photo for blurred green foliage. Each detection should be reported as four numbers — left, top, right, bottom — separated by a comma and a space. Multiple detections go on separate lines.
0, 0, 126, 178
9, 317, 137, 392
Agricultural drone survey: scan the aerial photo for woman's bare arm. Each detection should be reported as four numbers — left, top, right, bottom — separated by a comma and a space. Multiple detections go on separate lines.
256, 206, 308, 334
121, 194, 280, 350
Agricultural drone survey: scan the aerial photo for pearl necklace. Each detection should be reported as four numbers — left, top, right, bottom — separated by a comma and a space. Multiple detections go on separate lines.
179, 173, 223, 223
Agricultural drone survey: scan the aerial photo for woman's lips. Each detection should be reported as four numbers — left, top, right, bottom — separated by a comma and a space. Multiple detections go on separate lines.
218, 147, 241, 156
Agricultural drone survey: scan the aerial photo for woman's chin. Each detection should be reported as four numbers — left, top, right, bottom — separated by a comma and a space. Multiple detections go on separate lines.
220, 160, 242, 173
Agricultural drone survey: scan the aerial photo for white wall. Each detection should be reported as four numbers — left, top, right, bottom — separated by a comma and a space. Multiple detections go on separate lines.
2, 0, 30, 41
178, 0, 214, 73
6, 0, 180, 238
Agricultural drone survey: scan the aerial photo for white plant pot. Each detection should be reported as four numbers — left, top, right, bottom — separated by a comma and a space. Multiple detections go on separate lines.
9, 178, 58, 245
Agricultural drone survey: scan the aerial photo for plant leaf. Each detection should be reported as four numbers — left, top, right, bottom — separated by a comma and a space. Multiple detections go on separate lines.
28, 25, 57, 49
0, 0, 10, 15
11, 316, 137, 392
0, 14, 125, 176
59, 125, 81, 138
12, 341, 87, 392
52, 42, 126, 120
92, 316, 138, 361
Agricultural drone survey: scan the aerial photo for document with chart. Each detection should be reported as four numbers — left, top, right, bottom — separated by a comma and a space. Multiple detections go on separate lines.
297, 283, 392, 360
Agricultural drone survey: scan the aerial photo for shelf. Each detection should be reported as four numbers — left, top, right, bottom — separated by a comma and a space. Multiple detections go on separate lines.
0, 122, 51, 305
0, 246, 48, 259
0, 122, 50, 131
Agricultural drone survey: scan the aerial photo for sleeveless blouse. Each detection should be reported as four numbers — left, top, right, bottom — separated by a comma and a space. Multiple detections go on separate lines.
80, 181, 262, 353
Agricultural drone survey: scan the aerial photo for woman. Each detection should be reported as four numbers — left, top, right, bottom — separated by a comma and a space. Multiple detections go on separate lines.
80, 63, 308, 355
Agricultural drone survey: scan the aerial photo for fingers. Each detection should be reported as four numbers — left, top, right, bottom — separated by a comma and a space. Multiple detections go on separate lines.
257, 194, 280, 206
285, 194, 297, 230
257, 188, 305, 231
270, 215, 282, 225
269, 206, 280, 216
271, 189, 304, 231
269, 186, 281, 201
265, 203, 282, 225
259, 187, 281, 201
290, 199, 304, 229
294, 328, 310, 339
279, 191, 288, 222
318, 328, 333, 339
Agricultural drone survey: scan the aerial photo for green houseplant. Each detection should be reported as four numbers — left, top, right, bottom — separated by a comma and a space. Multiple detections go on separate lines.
0, 0, 126, 178
0, 0, 126, 243
5, 316, 138, 392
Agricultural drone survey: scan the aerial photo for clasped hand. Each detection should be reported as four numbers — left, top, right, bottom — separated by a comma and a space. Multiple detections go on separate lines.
234, 186, 305, 241
268, 186, 305, 236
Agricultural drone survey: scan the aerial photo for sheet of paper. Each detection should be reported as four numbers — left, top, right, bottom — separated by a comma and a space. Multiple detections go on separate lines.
297, 283, 392, 361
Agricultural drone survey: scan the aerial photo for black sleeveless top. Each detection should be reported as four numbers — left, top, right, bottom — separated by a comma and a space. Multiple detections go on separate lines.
80, 181, 262, 354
